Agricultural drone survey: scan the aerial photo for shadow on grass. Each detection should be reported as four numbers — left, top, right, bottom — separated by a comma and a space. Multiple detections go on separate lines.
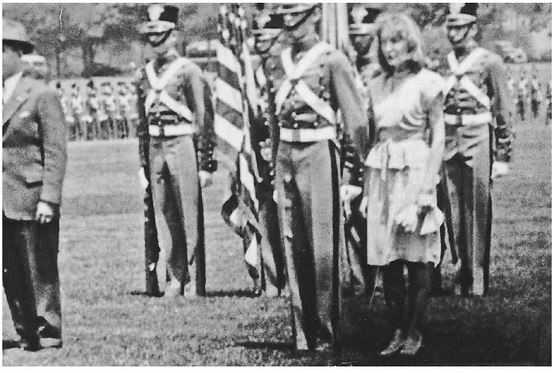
234, 339, 294, 351
128, 290, 164, 297
205, 289, 260, 298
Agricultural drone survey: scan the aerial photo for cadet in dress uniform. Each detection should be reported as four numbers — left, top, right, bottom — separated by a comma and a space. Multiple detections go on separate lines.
269, 4, 367, 351
517, 74, 528, 122
136, 5, 216, 297
530, 74, 542, 119
348, 5, 382, 87
84, 80, 99, 140
115, 81, 130, 138
347, 4, 383, 301
99, 81, 117, 139
3, 18, 67, 350
441, 3, 514, 296
249, 11, 287, 297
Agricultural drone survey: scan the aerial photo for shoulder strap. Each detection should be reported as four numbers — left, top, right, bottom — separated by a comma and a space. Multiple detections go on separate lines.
145, 57, 189, 91
444, 48, 491, 107
276, 42, 333, 113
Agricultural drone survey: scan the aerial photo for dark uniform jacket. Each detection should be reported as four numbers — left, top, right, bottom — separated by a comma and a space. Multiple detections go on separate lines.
3, 75, 67, 220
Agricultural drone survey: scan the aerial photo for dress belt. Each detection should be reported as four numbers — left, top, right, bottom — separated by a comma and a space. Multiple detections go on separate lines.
279, 126, 336, 143
444, 112, 492, 126
148, 123, 195, 137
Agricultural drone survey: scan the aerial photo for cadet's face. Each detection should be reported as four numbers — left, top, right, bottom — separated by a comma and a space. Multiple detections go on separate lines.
284, 11, 316, 41
447, 24, 471, 46
2, 43, 21, 81
380, 28, 409, 69
351, 34, 373, 56
149, 31, 177, 56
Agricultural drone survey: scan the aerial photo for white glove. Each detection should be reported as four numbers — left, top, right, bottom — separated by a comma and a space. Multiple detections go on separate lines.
340, 185, 362, 203
138, 167, 149, 189
491, 161, 510, 180
199, 170, 213, 188
259, 140, 272, 162
359, 196, 368, 218
341, 185, 362, 218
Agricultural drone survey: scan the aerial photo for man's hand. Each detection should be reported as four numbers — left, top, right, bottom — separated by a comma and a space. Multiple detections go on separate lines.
491, 161, 510, 180
199, 170, 213, 188
138, 167, 149, 189
36, 201, 56, 224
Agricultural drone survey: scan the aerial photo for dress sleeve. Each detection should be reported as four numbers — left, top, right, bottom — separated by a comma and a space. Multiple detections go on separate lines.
421, 70, 445, 110
487, 55, 514, 163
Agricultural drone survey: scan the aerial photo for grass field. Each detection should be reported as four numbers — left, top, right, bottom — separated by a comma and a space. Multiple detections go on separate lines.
3, 73, 552, 366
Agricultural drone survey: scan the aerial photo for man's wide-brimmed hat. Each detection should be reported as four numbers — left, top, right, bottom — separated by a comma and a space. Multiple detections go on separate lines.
138, 5, 179, 35
3, 18, 34, 54
349, 5, 381, 36
446, 3, 478, 27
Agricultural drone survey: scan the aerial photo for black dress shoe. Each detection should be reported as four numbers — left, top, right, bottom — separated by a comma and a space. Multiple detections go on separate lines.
38, 324, 63, 349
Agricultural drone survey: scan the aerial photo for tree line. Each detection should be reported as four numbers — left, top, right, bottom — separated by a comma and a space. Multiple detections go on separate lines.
3, 3, 550, 78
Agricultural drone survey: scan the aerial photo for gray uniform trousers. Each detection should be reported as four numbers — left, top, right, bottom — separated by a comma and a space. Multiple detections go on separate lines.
275, 140, 342, 350
149, 135, 205, 294
3, 217, 62, 340
257, 194, 286, 295
442, 124, 492, 295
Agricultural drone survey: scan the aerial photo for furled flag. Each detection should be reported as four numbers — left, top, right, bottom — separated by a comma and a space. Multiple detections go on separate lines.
216, 4, 262, 271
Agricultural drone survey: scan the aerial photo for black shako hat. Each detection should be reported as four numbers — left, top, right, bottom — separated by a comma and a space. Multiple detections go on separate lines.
349, 6, 382, 36
139, 4, 179, 35
446, 3, 478, 27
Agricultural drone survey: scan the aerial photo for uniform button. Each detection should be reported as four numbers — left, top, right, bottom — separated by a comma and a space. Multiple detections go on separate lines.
293, 122, 299, 128
284, 173, 292, 183
314, 121, 319, 127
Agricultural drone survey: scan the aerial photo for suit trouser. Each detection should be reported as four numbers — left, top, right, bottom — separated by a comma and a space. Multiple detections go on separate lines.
442, 129, 492, 295
275, 140, 342, 350
149, 135, 205, 294
3, 216, 62, 340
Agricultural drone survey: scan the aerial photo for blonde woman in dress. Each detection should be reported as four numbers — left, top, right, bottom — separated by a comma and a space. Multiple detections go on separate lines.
360, 13, 445, 356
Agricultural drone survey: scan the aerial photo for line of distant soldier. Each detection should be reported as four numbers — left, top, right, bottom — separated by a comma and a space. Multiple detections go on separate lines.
55, 80, 139, 141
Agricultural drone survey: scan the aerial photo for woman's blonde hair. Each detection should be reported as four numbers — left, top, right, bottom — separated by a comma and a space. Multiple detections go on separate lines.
374, 12, 425, 74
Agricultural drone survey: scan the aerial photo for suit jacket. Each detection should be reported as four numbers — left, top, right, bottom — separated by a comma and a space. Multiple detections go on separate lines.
3, 75, 68, 220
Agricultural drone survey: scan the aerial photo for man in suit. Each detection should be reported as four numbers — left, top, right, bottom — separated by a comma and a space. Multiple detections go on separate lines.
3, 18, 68, 350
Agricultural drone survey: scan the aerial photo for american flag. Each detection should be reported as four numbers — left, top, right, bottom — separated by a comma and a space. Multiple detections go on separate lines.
216, 4, 262, 269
